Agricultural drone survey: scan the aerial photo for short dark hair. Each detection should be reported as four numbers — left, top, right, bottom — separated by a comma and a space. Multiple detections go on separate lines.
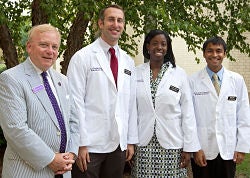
143, 29, 176, 67
98, 4, 124, 21
203, 36, 227, 53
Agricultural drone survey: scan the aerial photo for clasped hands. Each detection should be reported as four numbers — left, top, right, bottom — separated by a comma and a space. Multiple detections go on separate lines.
49, 152, 76, 175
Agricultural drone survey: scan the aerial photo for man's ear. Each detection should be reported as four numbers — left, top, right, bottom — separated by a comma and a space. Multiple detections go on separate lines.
98, 19, 103, 29
26, 42, 31, 53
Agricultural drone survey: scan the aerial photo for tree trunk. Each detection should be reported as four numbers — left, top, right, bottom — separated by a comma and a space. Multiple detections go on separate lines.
31, 0, 48, 26
0, 146, 6, 178
0, 24, 19, 69
143, 1, 157, 63
60, 11, 91, 75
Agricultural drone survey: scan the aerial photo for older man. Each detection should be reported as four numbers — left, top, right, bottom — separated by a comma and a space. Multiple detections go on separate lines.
0, 24, 79, 178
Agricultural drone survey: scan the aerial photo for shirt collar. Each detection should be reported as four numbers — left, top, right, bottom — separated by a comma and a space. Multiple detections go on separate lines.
98, 37, 119, 54
206, 66, 224, 81
28, 57, 51, 77
28, 57, 43, 75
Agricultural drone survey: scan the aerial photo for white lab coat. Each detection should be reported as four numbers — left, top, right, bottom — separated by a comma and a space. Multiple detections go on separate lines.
136, 62, 200, 152
189, 67, 250, 160
67, 38, 138, 152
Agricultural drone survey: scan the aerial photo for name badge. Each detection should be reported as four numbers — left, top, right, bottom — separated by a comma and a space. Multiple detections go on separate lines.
137, 79, 144, 82
194, 91, 210, 95
90, 67, 103, 71
169, 85, 179, 93
124, 69, 131, 76
228, 96, 237, 101
32, 84, 44, 93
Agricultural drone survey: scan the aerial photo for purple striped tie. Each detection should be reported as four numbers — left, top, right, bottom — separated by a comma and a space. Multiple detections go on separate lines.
41, 72, 67, 153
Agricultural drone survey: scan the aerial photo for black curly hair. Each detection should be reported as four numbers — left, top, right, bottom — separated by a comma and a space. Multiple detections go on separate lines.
143, 29, 176, 67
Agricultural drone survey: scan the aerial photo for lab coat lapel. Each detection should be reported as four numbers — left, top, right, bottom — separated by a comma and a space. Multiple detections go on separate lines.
156, 63, 172, 92
200, 68, 218, 97
95, 51, 117, 90
142, 63, 154, 109
218, 69, 231, 99
117, 51, 124, 91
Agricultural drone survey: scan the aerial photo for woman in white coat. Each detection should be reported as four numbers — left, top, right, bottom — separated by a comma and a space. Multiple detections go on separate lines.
131, 29, 200, 178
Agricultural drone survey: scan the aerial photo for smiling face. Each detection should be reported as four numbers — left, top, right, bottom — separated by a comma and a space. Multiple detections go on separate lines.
26, 30, 60, 71
204, 43, 226, 73
98, 7, 125, 46
147, 34, 167, 63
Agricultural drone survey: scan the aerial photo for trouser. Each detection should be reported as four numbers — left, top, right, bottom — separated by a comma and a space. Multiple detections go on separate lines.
191, 154, 236, 178
72, 146, 126, 178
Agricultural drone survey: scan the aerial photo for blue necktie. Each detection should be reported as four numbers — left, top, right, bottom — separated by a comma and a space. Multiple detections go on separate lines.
41, 72, 67, 153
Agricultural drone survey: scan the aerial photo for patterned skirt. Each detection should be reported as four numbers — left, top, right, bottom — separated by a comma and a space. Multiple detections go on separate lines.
131, 132, 187, 178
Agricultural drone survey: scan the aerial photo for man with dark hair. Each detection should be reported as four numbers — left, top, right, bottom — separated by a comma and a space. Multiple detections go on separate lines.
67, 4, 138, 178
189, 36, 250, 178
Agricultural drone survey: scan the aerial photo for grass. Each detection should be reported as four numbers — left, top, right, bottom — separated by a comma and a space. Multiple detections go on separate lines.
236, 153, 250, 177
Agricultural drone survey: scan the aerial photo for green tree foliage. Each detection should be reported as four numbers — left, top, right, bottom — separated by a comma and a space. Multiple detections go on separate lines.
0, 0, 249, 71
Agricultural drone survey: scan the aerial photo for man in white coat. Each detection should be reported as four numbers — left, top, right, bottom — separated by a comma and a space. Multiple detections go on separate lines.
189, 36, 250, 178
0, 24, 79, 178
67, 4, 138, 178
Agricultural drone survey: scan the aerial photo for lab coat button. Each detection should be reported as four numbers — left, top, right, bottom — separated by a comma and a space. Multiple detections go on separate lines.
57, 131, 61, 136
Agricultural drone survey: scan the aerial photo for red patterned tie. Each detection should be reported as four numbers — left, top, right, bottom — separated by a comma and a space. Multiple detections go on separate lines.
109, 47, 118, 87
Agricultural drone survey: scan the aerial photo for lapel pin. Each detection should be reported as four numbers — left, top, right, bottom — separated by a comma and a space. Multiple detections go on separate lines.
58, 82, 61, 86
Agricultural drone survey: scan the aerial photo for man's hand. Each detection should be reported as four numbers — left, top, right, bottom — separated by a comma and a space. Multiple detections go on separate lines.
65, 152, 77, 161
76, 146, 90, 172
193, 150, 207, 167
48, 152, 75, 175
180, 152, 190, 168
233, 152, 245, 164
126, 144, 134, 161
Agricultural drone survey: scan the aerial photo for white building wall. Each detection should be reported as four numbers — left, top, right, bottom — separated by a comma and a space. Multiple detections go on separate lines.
228, 32, 250, 94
